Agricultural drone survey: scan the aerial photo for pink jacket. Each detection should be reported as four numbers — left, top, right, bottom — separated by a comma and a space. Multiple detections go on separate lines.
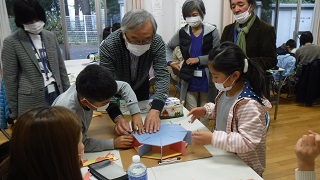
204, 92, 272, 176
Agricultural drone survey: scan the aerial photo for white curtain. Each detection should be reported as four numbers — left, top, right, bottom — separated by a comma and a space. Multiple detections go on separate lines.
125, 0, 144, 12
0, 0, 11, 77
311, 0, 320, 45
222, 0, 234, 31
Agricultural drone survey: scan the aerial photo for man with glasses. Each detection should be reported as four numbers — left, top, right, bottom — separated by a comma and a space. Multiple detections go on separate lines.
52, 64, 143, 152
100, 9, 170, 134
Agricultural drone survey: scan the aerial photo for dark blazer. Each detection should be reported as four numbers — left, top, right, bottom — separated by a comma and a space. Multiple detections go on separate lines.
221, 15, 277, 71
1, 29, 70, 118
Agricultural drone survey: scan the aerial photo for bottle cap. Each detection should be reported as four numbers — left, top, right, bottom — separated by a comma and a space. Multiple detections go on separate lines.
132, 155, 140, 163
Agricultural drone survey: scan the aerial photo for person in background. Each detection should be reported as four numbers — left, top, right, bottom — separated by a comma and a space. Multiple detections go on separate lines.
277, 39, 297, 56
102, 26, 112, 40
52, 64, 143, 152
273, 39, 297, 81
112, 23, 121, 32
221, 0, 277, 99
166, 0, 220, 126
0, 106, 83, 180
99, 9, 170, 133
188, 42, 271, 176
1, 0, 70, 120
295, 31, 320, 69
295, 130, 320, 180
102, 23, 121, 40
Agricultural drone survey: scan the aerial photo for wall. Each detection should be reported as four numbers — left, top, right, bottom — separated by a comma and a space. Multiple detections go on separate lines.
271, 4, 314, 47
143, 0, 222, 43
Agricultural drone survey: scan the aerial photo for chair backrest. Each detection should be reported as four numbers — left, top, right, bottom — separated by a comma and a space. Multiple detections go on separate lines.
265, 112, 271, 132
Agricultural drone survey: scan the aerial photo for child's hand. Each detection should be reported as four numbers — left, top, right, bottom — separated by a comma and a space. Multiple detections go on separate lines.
114, 117, 130, 135
187, 107, 206, 123
131, 113, 144, 134
192, 130, 213, 145
295, 132, 320, 171
114, 135, 134, 149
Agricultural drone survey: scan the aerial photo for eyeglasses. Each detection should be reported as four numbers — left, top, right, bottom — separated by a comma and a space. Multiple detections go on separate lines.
124, 34, 152, 45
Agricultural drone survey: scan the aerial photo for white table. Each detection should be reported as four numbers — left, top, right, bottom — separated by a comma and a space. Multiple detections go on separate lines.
64, 59, 97, 83
65, 60, 263, 179
82, 108, 263, 180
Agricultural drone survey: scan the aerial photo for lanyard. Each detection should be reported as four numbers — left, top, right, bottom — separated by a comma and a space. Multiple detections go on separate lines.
28, 33, 49, 81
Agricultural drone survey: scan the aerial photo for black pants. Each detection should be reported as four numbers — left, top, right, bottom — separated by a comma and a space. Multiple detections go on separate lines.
134, 78, 150, 101
44, 82, 59, 105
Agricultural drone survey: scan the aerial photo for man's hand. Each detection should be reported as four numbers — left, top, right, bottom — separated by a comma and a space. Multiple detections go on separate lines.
114, 135, 134, 149
187, 107, 206, 123
186, 57, 199, 66
170, 61, 182, 71
144, 109, 161, 133
192, 130, 213, 145
114, 116, 130, 135
131, 113, 144, 134
295, 131, 320, 171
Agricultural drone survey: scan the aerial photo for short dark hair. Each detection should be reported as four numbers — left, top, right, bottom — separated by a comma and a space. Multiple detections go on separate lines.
13, 0, 46, 28
208, 42, 266, 97
182, 0, 206, 20
112, 23, 121, 31
229, 0, 257, 9
102, 26, 112, 40
299, 31, 313, 46
76, 64, 117, 103
285, 39, 296, 49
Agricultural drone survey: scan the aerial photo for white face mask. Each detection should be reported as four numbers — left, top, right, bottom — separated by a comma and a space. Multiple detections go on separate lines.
85, 98, 110, 111
23, 21, 45, 34
214, 75, 235, 91
126, 42, 151, 56
95, 102, 110, 111
234, 8, 251, 24
185, 16, 202, 27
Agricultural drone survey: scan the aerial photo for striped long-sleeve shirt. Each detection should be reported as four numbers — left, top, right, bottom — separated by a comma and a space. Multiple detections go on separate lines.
99, 29, 170, 111
204, 92, 272, 176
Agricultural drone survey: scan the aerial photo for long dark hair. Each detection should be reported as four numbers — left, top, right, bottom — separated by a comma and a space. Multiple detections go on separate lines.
208, 42, 266, 97
5, 106, 83, 180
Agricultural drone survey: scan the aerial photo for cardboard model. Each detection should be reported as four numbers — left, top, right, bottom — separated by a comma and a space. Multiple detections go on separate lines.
132, 124, 192, 160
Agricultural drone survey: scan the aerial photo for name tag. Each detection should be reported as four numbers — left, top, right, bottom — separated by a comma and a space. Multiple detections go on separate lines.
194, 70, 202, 77
47, 84, 55, 93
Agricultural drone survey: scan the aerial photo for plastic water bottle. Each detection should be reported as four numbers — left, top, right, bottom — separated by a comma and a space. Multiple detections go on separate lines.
127, 155, 147, 180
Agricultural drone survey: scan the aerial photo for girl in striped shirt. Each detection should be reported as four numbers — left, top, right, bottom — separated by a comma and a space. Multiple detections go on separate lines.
188, 42, 271, 176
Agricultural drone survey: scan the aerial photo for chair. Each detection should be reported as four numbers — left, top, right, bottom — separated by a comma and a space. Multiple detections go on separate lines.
265, 112, 271, 132
271, 54, 297, 100
296, 59, 320, 106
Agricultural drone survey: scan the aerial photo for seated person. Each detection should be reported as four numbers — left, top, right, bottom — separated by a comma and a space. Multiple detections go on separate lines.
273, 54, 296, 81
112, 23, 120, 32
103, 26, 112, 40
295, 31, 320, 71
0, 106, 83, 179
277, 39, 296, 56
295, 130, 320, 180
52, 64, 144, 152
